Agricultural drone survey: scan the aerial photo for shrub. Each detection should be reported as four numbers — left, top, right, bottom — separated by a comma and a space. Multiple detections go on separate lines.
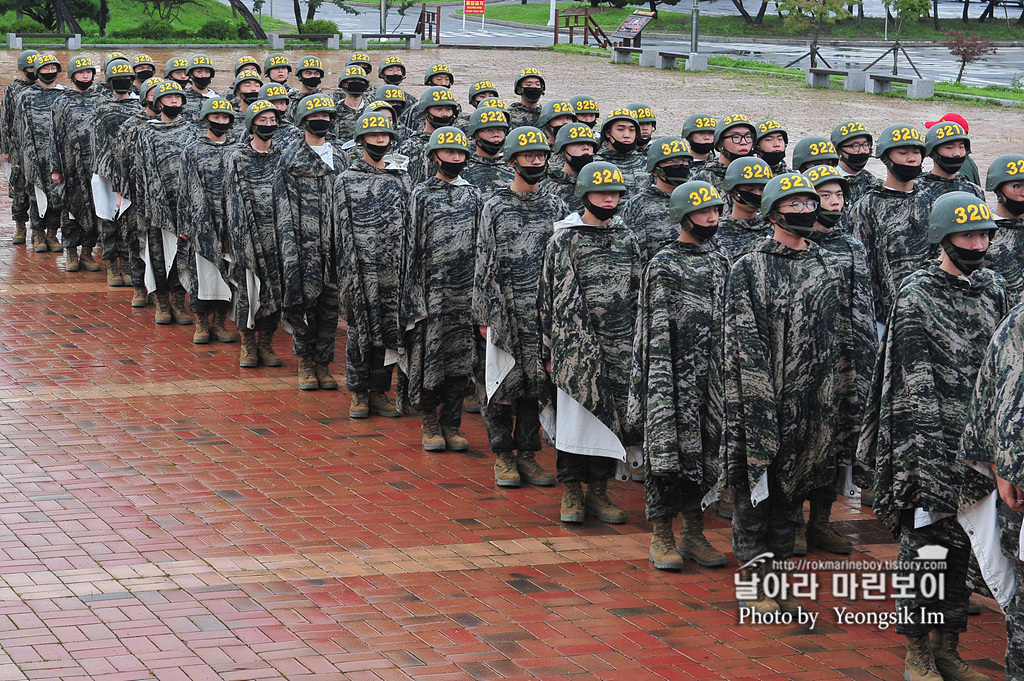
0, 17, 48, 34
236, 20, 252, 39
109, 18, 179, 39
301, 18, 339, 34
196, 18, 239, 39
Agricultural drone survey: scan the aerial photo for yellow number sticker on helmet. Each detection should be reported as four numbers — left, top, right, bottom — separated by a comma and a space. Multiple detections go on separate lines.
519, 68, 541, 76
890, 127, 923, 143
809, 141, 836, 156
742, 164, 772, 180
839, 121, 866, 136
723, 114, 750, 126
269, 56, 289, 66
953, 202, 993, 224
935, 123, 965, 140
517, 130, 543, 146
688, 185, 721, 206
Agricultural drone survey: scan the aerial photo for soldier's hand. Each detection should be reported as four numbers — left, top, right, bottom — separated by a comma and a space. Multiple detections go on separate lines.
545, 360, 552, 374
478, 326, 487, 339
51, 171, 62, 184
2, 153, 7, 162
995, 474, 1024, 512
115, 193, 122, 210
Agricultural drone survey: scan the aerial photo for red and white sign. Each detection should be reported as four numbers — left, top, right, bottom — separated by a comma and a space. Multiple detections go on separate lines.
464, 0, 485, 15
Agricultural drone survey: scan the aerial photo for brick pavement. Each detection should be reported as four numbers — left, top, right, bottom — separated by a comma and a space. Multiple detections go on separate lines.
0, 215, 1008, 680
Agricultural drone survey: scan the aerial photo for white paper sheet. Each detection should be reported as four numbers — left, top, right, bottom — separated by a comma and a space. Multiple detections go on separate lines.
1, 161, 12, 182
34, 185, 48, 217
554, 388, 626, 461
958, 490, 1014, 611
484, 329, 515, 402
244, 269, 261, 329
160, 230, 178, 277
195, 253, 232, 302
91, 173, 117, 220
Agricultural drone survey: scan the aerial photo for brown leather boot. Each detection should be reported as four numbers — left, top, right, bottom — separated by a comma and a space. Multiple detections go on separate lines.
79, 248, 101, 271
210, 307, 237, 343
297, 357, 318, 390
131, 286, 149, 308
106, 260, 122, 286
193, 314, 211, 344
256, 329, 282, 366
441, 425, 469, 452
516, 450, 555, 486
45, 227, 61, 252
154, 292, 172, 325
494, 451, 521, 488
239, 332, 258, 368
369, 391, 401, 417
314, 363, 338, 390
737, 564, 780, 614
806, 499, 853, 555
117, 259, 132, 286
649, 517, 684, 570
931, 631, 991, 681
349, 392, 370, 418
32, 230, 47, 252
585, 479, 626, 524
65, 247, 80, 272
421, 412, 445, 451
905, 634, 942, 681
559, 481, 584, 523
678, 510, 727, 567
12, 220, 26, 245
170, 291, 193, 325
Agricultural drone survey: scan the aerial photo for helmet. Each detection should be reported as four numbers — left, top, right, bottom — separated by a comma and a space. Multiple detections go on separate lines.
347, 52, 372, 74
233, 69, 262, 91
760, 172, 818, 216
925, 120, 971, 156
103, 51, 128, 67
424, 62, 453, 86
187, 54, 215, 76
537, 100, 577, 130
377, 54, 405, 79
132, 53, 155, 71
153, 80, 185, 105
713, 114, 755, 149
792, 136, 838, 171
104, 59, 134, 81
468, 79, 499, 104
235, 55, 261, 75
755, 119, 788, 145
367, 100, 397, 121
478, 96, 508, 113
803, 164, 850, 201
34, 54, 61, 74
600, 107, 640, 139
876, 123, 926, 159
426, 126, 470, 155
669, 181, 725, 223
570, 94, 599, 118
374, 85, 410, 116
294, 94, 336, 125
469, 106, 511, 137
831, 120, 873, 150
264, 53, 292, 73
417, 86, 458, 114
554, 122, 599, 155
927, 191, 995, 244
164, 56, 188, 78
353, 111, 396, 142
199, 97, 235, 122
244, 99, 279, 132
513, 67, 545, 94
629, 102, 656, 125
296, 55, 325, 77
503, 126, 549, 159
17, 49, 39, 72
646, 136, 693, 173
139, 77, 164, 103
722, 157, 774, 191
575, 161, 627, 199
259, 82, 290, 102
985, 154, 1024, 192
338, 64, 369, 86
67, 55, 95, 78
681, 113, 716, 140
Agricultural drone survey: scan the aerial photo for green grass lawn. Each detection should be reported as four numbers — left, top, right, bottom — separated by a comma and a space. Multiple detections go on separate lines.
474, 2, 1024, 40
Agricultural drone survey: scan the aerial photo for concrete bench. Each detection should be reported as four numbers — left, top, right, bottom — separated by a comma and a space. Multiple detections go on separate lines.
639, 49, 708, 71
351, 32, 421, 50
805, 68, 867, 92
611, 45, 641, 64
268, 32, 340, 49
866, 73, 934, 99
8, 32, 81, 49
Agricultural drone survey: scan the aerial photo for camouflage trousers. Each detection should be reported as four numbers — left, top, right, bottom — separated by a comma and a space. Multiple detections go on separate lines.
894, 514, 970, 636
482, 397, 541, 455
28, 191, 60, 234
146, 227, 184, 294
100, 217, 128, 263
345, 342, 394, 393
284, 285, 339, 365
731, 476, 804, 563
645, 475, 702, 521
121, 206, 145, 288
418, 375, 471, 427
8, 166, 29, 223
190, 298, 231, 317
1008, 559, 1024, 681
61, 209, 97, 250
556, 450, 616, 485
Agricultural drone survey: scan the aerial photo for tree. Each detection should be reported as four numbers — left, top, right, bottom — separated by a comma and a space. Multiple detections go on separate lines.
776, 0, 860, 35
133, 0, 201, 22
608, 0, 682, 21
882, 0, 929, 38
0, 0, 99, 30
942, 30, 997, 83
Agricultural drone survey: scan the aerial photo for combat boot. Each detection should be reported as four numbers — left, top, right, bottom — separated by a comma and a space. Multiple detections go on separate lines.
772, 566, 805, 614
559, 481, 584, 523
170, 291, 193, 325
370, 391, 401, 417
314, 363, 338, 390
210, 308, 237, 343
649, 517, 684, 570
861, 488, 875, 507
737, 564, 779, 614
349, 392, 370, 418
297, 357, 318, 390
153, 292, 172, 325
463, 393, 481, 413
441, 426, 469, 452
585, 479, 627, 524
13, 221, 26, 245
32, 230, 47, 252
806, 500, 853, 555
239, 331, 258, 368
931, 631, 991, 681
256, 329, 282, 366
494, 451, 521, 487
905, 634, 942, 681
794, 512, 808, 556
106, 260, 122, 287
64, 247, 80, 272
79, 248, 101, 272
421, 412, 445, 451
516, 450, 556, 486
193, 314, 211, 344
678, 510, 727, 567
131, 286, 149, 308
45, 227, 61, 252
717, 499, 734, 519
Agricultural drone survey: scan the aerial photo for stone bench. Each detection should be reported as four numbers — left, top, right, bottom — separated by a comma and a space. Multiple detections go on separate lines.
611, 45, 641, 64
351, 32, 421, 50
866, 73, 934, 99
805, 68, 867, 92
8, 32, 81, 49
639, 48, 708, 71
268, 32, 340, 49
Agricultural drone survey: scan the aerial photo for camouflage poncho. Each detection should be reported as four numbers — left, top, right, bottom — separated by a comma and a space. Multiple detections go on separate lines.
16, 83, 67, 203
720, 238, 844, 503
842, 167, 883, 206
627, 239, 729, 490
404, 177, 483, 410
715, 215, 771, 259
507, 102, 539, 129
1, 78, 32, 193
135, 118, 200, 234
914, 173, 984, 215
692, 157, 733, 216
399, 130, 435, 187
620, 185, 678, 261
984, 216, 1024, 305
333, 99, 365, 144
856, 262, 1008, 537
91, 94, 143, 178
472, 188, 567, 402
594, 146, 648, 197
49, 87, 102, 223
462, 154, 513, 202
537, 167, 580, 216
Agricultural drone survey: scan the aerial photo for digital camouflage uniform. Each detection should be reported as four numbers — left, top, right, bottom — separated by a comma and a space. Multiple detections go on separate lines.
50, 86, 102, 250
856, 262, 1008, 636
1, 76, 34, 225
102, 110, 153, 288
400, 130, 435, 188
721, 238, 843, 562
462, 154, 513, 201
915, 173, 984, 216
538, 167, 581, 215
841, 167, 883, 206
507, 102, 540, 129
714, 215, 771, 259
404, 176, 482, 422
595, 147, 648, 197
16, 83, 68, 240
183, 87, 217, 122
628, 239, 729, 520
333, 99, 366, 144
620, 186, 676, 261
91, 92, 142, 268
693, 158, 733, 216
987, 216, 1024, 304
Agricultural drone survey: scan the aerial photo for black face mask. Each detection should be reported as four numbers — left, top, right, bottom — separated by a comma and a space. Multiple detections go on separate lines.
476, 137, 504, 156
842, 151, 870, 171
207, 120, 232, 137
721, 147, 753, 162
299, 75, 322, 90
240, 91, 258, 104
999, 191, 1024, 217
438, 159, 467, 179
514, 162, 546, 185
135, 68, 155, 82
581, 119, 597, 130
425, 111, 456, 129
305, 119, 331, 138
942, 237, 987, 276
735, 189, 762, 209
888, 161, 922, 183
657, 164, 690, 186
779, 210, 819, 238
684, 217, 718, 242
548, 123, 566, 141
566, 153, 594, 174
364, 142, 390, 162
382, 73, 404, 85
37, 71, 59, 84
933, 155, 966, 174
689, 140, 714, 156
73, 77, 93, 91
343, 80, 368, 94
110, 78, 134, 94
817, 209, 843, 229
254, 123, 278, 141
759, 149, 786, 167
160, 104, 183, 119
584, 197, 619, 221
610, 138, 637, 154
520, 87, 543, 104
191, 75, 212, 90
172, 77, 191, 88
25, 70, 38, 83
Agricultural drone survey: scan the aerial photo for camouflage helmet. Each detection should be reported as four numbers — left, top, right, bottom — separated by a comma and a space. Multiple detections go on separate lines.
164, 56, 189, 78
103, 51, 128, 67
233, 69, 262, 91
258, 82, 290, 102
468, 79, 499, 104
722, 157, 774, 191
927, 190, 995, 244
199, 97, 235, 121
803, 164, 850, 201
346, 51, 372, 74
713, 114, 755, 148
296, 55, 325, 77
554, 122, 599, 156
600, 107, 640, 139
294, 93, 336, 125
469, 106, 511, 137
755, 119, 788, 145
131, 53, 155, 70
876, 123, 926, 159
669, 181, 725, 223
235, 55, 261, 75
187, 54, 215, 76
139, 76, 165, 103
925, 120, 971, 156
104, 59, 134, 81
354, 111, 396, 142
513, 67, 544, 94
377, 54, 405, 79
34, 54, 61, 74
646, 136, 693, 173
152, 79, 185, 105
244, 99, 279, 132
792, 136, 839, 171
264, 53, 292, 73
629, 102, 656, 125
985, 154, 1024, 193
503, 126, 549, 159
537, 100, 577, 130
575, 161, 627, 199
424, 62, 454, 86
426, 126, 470, 156
760, 172, 818, 216
831, 120, 873, 150
681, 113, 716, 140
67, 55, 96, 77
417, 85, 458, 114
478, 96, 508, 114
338, 63, 369, 86
17, 49, 39, 73
570, 94, 599, 119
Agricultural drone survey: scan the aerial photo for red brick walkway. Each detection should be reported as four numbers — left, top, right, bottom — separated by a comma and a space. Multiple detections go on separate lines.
0, 227, 1007, 680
